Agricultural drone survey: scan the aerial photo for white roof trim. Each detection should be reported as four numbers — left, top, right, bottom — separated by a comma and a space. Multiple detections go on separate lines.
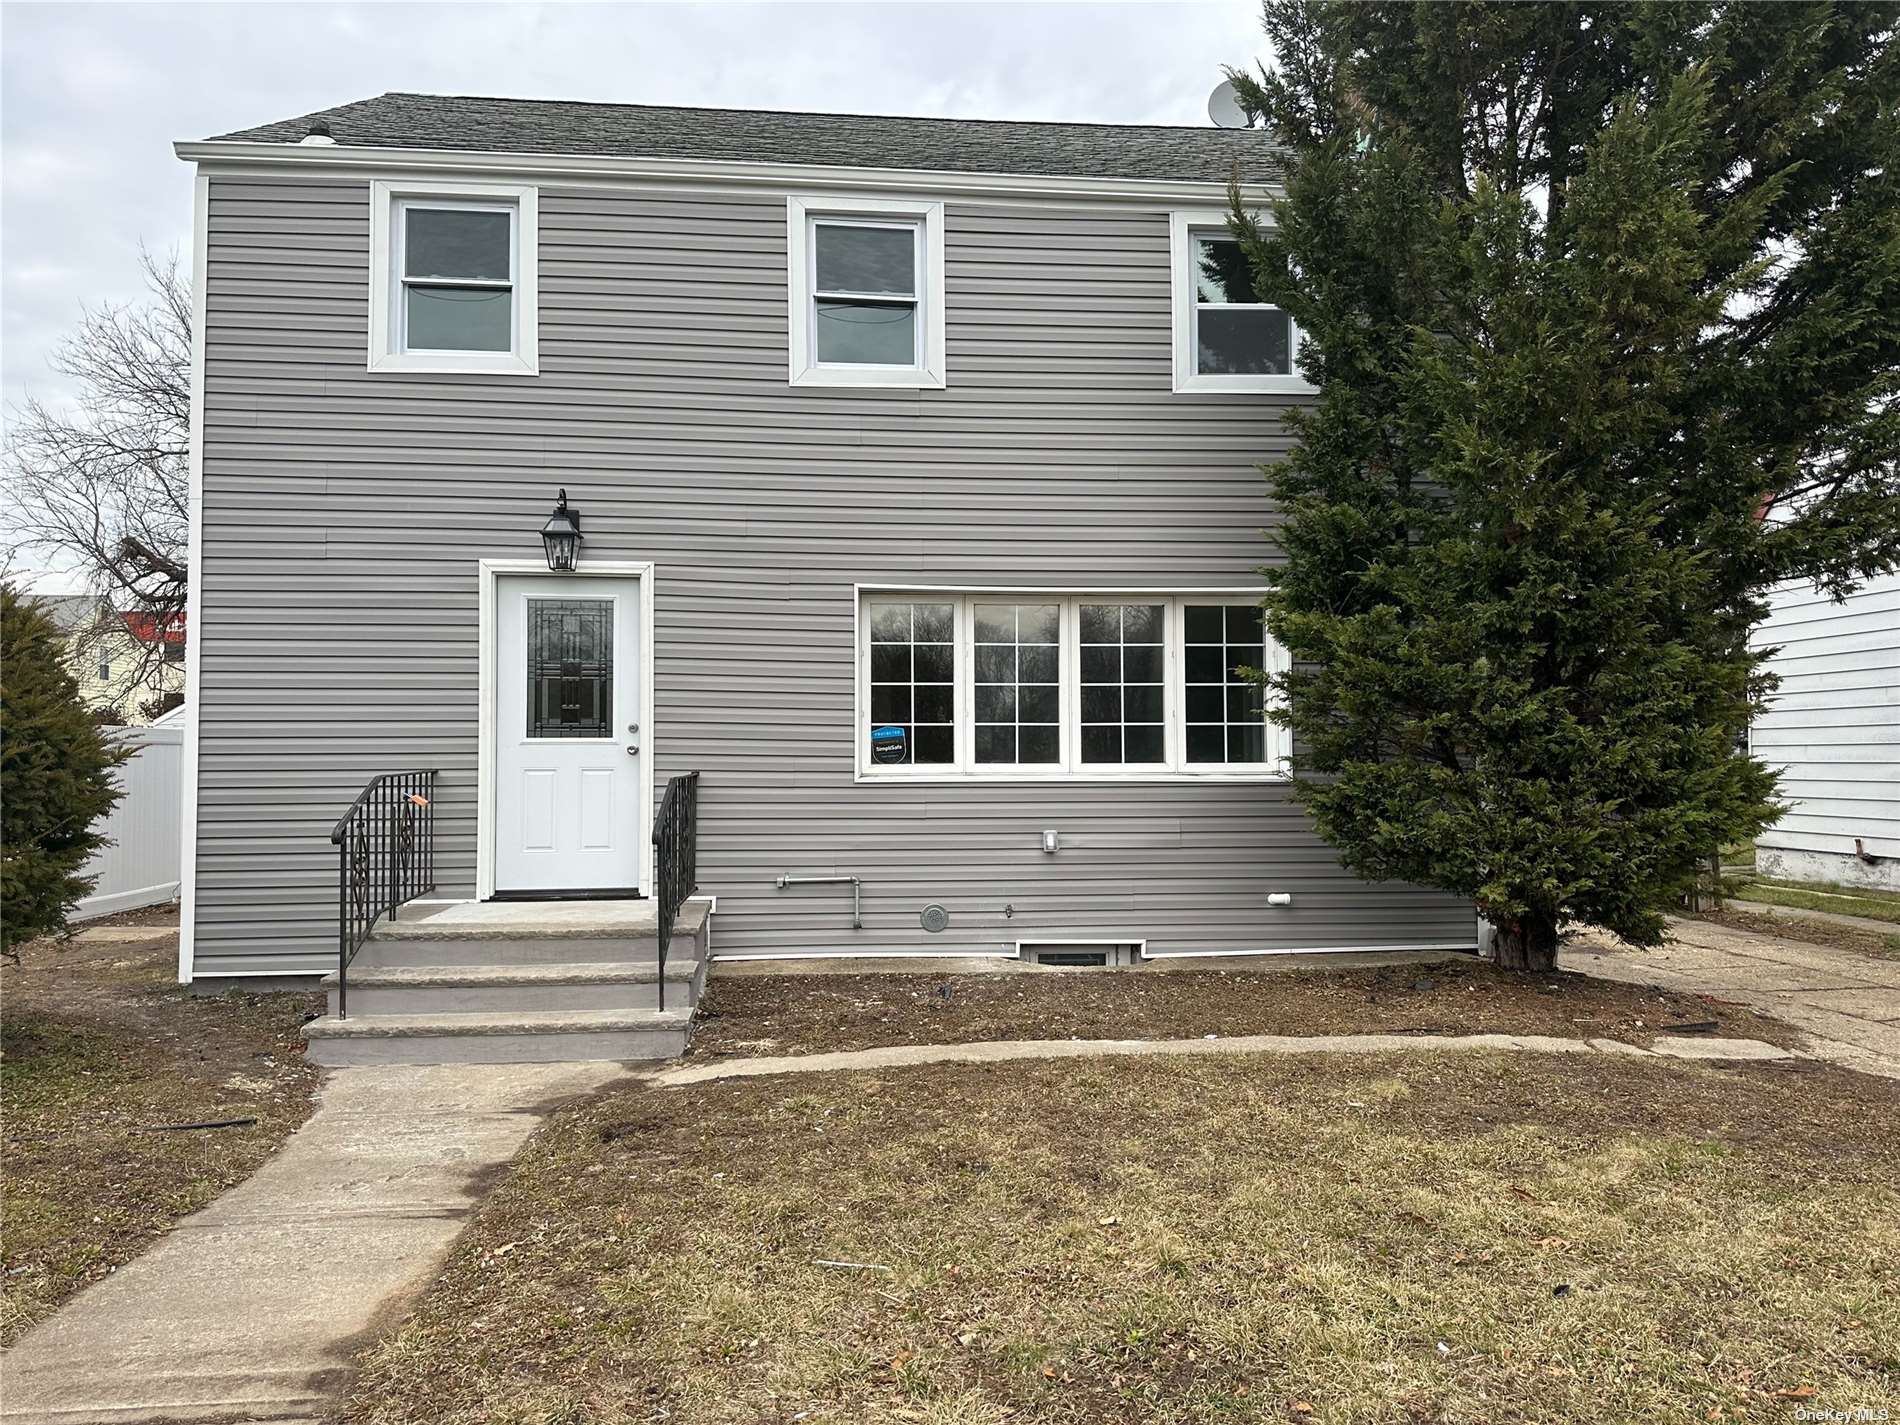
173, 139, 1279, 206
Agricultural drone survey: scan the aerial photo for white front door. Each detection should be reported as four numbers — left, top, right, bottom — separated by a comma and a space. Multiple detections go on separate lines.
494, 574, 643, 894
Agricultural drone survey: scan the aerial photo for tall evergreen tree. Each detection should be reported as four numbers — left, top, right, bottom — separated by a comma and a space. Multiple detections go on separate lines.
1, 587, 127, 955
1229, 3, 1899, 969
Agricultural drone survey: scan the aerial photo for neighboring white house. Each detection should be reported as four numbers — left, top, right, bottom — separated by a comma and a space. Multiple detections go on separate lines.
1751, 571, 1900, 891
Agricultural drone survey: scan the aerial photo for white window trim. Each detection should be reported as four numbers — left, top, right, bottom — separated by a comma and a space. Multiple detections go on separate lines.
369, 178, 539, 375
853, 586, 1291, 783
1169, 208, 1312, 395
788, 194, 946, 389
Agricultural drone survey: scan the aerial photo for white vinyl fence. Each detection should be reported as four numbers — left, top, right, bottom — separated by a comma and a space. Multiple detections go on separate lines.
74, 717, 184, 920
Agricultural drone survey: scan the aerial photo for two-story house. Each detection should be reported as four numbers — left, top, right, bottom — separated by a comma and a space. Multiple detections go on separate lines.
175, 93, 1478, 1063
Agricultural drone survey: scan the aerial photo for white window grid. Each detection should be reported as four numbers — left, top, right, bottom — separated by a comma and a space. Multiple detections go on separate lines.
972, 599, 1064, 769
856, 591, 1291, 781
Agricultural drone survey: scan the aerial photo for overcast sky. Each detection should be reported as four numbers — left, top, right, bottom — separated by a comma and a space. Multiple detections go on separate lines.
3, 0, 1267, 417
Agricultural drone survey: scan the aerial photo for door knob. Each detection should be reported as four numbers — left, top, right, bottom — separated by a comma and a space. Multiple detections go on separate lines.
626, 746, 639, 756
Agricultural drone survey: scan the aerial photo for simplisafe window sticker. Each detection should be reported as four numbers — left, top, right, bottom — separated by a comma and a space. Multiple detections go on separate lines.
871, 725, 908, 764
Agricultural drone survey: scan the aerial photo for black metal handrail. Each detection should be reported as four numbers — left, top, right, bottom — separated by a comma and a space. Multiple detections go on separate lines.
331, 770, 438, 1019
652, 771, 700, 1011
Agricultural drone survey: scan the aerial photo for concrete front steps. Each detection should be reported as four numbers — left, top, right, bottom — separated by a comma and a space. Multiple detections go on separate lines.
303, 898, 710, 1066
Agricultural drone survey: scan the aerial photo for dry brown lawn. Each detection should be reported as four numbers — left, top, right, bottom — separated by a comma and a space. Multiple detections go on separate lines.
342, 1049, 1900, 1425
690, 958, 1801, 1060
0, 910, 324, 1342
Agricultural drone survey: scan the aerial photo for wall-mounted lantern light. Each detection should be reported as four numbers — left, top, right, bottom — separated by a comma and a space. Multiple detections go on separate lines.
540, 489, 583, 572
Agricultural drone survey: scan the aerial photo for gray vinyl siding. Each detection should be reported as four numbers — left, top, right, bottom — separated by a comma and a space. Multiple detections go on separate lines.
192, 171, 1476, 976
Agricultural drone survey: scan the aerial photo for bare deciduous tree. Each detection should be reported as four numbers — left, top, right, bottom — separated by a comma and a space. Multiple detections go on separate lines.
4, 249, 190, 689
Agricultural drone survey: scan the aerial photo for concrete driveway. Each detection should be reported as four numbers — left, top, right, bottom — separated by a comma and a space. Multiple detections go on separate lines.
1566, 917, 1900, 1079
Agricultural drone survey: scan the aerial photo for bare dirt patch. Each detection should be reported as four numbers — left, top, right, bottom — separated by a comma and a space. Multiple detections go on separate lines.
690, 956, 1800, 1060
341, 1051, 1900, 1425
0, 909, 324, 1342
1693, 906, 1900, 962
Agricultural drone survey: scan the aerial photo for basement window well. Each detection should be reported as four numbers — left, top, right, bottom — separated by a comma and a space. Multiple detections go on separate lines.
1017, 942, 1145, 969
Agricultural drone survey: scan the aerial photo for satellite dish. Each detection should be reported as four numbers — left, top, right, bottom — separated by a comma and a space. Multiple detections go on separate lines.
1208, 78, 1248, 129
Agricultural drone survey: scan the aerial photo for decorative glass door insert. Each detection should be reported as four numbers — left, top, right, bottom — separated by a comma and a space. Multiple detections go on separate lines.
526, 598, 613, 738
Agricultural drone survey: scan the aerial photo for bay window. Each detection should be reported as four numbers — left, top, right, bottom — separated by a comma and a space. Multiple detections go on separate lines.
857, 591, 1289, 779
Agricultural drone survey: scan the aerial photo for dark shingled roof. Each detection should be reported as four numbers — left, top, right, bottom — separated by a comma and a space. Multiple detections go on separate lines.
209, 92, 1281, 184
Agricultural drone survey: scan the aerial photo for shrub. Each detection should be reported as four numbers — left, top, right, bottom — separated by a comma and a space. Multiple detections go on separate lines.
2, 586, 127, 953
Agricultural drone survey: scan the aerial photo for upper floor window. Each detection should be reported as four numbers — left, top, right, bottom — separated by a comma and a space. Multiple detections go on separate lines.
369, 180, 538, 376
1169, 209, 1310, 394
401, 203, 513, 352
788, 195, 945, 389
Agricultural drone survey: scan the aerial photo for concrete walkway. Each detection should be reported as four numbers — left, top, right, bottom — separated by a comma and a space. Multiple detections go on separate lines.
650, 1028, 1795, 1088
0, 1061, 623, 1425
1566, 917, 1900, 1079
